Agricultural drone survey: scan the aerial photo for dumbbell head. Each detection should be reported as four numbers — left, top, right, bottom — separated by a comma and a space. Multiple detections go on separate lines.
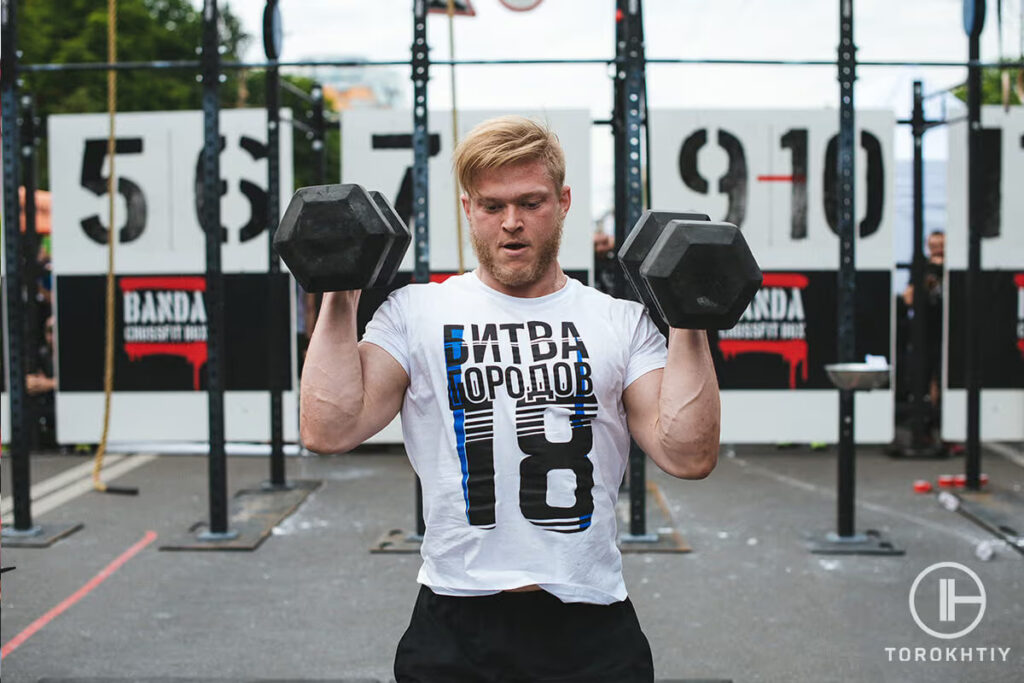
368, 190, 412, 289
640, 220, 762, 330
618, 210, 710, 324
274, 184, 398, 293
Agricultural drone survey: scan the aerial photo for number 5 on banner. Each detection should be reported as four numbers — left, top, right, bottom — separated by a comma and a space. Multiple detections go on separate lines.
79, 137, 147, 245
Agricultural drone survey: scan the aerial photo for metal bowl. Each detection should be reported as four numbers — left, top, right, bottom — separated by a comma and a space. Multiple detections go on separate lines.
824, 362, 891, 391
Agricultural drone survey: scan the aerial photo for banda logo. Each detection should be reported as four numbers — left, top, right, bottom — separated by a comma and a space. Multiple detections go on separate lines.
120, 276, 208, 390
1015, 273, 1023, 358
718, 273, 808, 388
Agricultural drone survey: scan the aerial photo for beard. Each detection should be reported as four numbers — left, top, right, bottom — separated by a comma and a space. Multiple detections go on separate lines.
470, 214, 564, 289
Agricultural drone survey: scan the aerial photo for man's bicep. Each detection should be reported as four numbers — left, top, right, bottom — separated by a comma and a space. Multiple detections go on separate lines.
356, 340, 410, 440
622, 367, 663, 457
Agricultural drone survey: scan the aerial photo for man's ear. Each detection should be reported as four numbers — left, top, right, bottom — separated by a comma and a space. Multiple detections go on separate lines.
560, 185, 572, 216
461, 193, 471, 218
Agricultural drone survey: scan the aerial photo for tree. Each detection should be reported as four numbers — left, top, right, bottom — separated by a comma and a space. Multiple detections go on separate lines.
951, 62, 1024, 106
17, 0, 250, 118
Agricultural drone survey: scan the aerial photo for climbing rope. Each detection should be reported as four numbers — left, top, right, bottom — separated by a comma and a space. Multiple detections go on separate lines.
92, 0, 134, 495
447, 0, 466, 274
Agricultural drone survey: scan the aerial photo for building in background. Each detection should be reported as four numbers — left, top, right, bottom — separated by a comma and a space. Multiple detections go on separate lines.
287, 56, 406, 110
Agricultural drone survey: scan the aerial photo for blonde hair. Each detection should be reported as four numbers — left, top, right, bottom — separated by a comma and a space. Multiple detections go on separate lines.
453, 116, 566, 196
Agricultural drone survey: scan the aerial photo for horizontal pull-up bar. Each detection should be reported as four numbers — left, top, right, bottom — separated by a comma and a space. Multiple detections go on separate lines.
19, 57, 613, 73
20, 56, 1020, 74
647, 57, 1019, 68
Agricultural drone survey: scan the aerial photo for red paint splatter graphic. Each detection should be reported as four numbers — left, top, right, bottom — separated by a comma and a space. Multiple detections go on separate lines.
756, 174, 807, 183
717, 273, 810, 389
119, 277, 208, 390
123, 343, 208, 391
1016, 273, 1024, 359
120, 276, 206, 292
762, 273, 809, 289
719, 339, 809, 389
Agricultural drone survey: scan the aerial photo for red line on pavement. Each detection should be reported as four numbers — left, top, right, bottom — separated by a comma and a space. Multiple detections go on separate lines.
1, 530, 158, 659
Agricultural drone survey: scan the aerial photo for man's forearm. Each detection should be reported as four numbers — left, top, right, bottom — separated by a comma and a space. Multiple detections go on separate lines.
300, 291, 364, 451
656, 328, 721, 477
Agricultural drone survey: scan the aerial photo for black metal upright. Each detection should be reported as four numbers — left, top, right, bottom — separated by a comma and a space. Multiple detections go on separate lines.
200, 0, 234, 539
963, 0, 985, 491
616, 0, 654, 542
20, 94, 41, 411
310, 84, 326, 186
809, 0, 899, 556
265, 43, 286, 488
412, 0, 430, 538
908, 81, 934, 454
612, 1, 628, 282
1, 0, 35, 534
835, 0, 858, 539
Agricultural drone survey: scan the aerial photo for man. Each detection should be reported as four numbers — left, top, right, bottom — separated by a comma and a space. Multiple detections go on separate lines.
592, 228, 617, 295
301, 116, 720, 682
26, 315, 57, 449
901, 230, 945, 415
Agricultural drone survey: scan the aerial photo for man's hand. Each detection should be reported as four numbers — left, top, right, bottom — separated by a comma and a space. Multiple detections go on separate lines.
26, 372, 55, 395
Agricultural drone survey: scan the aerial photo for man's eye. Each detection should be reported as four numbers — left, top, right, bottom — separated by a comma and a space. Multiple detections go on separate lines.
483, 204, 502, 213
522, 201, 542, 210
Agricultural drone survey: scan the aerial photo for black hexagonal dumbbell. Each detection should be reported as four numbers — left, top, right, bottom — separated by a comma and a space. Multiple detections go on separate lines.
367, 190, 412, 289
618, 211, 762, 330
273, 184, 411, 292
618, 210, 710, 328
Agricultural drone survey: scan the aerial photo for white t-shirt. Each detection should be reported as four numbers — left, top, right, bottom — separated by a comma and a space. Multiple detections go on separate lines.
361, 271, 667, 604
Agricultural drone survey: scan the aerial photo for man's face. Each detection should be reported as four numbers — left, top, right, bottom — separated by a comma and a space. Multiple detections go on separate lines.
462, 160, 571, 289
927, 233, 945, 261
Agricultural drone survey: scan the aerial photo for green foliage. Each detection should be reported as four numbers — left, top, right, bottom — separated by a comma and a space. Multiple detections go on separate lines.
18, 0, 250, 117
951, 62, 1024, 106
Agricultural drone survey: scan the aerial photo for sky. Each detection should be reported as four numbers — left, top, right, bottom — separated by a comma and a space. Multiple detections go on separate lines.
214, 0, 1023, 162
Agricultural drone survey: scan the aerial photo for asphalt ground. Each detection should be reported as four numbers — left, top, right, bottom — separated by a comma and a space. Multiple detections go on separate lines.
1, 443, 1022, 683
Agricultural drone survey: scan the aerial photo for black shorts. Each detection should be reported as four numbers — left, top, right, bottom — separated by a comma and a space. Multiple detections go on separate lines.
394, 585, 654, 683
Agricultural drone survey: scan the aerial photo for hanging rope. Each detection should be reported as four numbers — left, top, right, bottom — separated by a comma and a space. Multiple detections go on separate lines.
999, 0, 1024, 107
447, 0, 466, 274
998, 0, 1010, 109
1017, 0, 1024, 103
92, 0, 136, 495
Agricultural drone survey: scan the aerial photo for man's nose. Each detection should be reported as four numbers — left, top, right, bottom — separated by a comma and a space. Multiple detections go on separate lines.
501, 205, 523, 230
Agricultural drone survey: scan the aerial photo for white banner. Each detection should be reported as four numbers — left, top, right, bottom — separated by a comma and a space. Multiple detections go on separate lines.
47, 109, 297, 444
49, 109, 293, 275
943, 106, 1024, 441
946, 107, 1024, 271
